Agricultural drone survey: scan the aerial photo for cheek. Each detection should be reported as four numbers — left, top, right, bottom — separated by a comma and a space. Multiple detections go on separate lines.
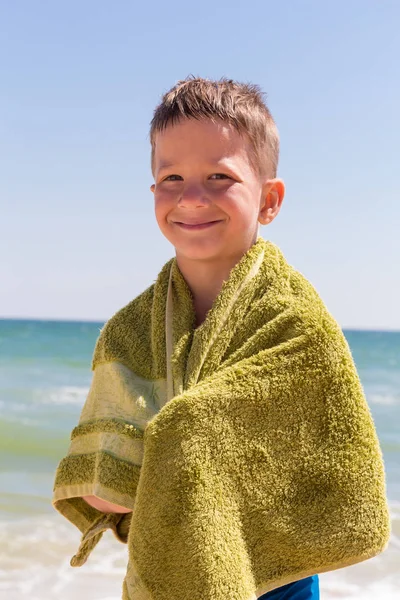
216, 187, 250, 213
221, 190, 259, 227
211, 186, 242, 205
154, 191, 172, 215
154, 183, 180, 199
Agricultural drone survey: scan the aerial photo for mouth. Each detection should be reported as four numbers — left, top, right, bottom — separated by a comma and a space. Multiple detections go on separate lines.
174, 220, 222, 230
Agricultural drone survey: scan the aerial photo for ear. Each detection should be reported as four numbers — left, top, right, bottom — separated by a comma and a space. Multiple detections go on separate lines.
150, 184, 155, 193
259, 179, 285, 225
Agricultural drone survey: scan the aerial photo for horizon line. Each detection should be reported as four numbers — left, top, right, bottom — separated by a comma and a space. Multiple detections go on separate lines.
1, 315, 399, 334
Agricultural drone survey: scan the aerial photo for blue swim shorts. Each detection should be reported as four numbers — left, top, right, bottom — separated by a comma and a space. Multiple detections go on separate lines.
258, 575, 319, 600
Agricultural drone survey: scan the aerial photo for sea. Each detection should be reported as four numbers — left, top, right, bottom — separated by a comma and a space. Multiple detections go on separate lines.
0, 318, 399, 599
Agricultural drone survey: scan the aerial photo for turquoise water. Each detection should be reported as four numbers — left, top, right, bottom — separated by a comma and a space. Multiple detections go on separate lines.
0, 318, 399, 599
0, 319, 100, 517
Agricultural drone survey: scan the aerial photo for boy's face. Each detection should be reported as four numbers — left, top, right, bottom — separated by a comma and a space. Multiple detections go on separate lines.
150, 117, 284, 264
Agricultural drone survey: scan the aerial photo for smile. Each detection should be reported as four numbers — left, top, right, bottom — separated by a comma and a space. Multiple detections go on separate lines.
175, 220, 222, 230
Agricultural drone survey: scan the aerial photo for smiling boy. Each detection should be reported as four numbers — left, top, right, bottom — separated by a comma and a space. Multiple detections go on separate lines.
150, 115, 285, 328
53, 76, 389, 600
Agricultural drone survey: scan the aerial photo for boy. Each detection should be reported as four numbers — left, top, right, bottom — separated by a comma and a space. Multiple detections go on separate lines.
53, 76, 390, 600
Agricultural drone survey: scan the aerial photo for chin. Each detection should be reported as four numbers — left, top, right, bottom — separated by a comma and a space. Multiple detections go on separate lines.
172, 236, 226, 262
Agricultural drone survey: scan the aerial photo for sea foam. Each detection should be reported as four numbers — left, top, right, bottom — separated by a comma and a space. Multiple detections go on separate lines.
0, 511, 399, 600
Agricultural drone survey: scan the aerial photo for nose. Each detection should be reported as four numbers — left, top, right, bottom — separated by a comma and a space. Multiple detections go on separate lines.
177, 181, 210, 207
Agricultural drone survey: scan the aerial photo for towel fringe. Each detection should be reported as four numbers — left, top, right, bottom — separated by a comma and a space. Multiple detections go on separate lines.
70, 512, 122, 567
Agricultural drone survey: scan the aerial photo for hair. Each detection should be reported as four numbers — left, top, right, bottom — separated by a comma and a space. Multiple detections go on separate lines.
149, 75, 280, 180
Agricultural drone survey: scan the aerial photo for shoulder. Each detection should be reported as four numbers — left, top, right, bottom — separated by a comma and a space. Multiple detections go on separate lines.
92, 282, 155, 372
268, 243, 348, 352
283, 263, 354, 371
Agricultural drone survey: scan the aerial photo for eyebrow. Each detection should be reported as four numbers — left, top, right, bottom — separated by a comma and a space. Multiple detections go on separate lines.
158, 162, 175, 171
158, 160, 234, 172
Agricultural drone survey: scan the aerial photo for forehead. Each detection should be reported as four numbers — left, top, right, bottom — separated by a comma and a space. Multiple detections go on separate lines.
153, 117, 252, 167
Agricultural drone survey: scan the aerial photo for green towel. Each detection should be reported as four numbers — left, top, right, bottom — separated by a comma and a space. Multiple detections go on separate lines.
52, 235, 391, 600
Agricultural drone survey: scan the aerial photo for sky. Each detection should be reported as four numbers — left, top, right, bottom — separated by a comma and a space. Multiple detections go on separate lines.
1, 1, 399, 331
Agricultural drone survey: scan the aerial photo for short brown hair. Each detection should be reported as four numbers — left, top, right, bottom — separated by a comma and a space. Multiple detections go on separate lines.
149, 75, 279, 179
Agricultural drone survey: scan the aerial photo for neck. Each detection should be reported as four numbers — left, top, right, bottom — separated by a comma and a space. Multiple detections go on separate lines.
175, 235, 260, 326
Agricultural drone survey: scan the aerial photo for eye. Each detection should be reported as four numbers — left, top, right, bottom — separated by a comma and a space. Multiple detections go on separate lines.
162, 173, 231, 182
210, 173, 230, 180
164, 174, 182, 181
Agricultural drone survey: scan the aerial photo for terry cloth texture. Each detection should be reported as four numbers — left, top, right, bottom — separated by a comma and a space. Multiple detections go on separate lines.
52, 236, 391, 600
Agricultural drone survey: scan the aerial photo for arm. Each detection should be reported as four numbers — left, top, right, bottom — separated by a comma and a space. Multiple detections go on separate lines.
82, 495, 132, 514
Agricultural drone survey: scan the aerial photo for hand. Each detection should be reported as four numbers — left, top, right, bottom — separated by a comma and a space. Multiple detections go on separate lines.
82, 495, 133, 514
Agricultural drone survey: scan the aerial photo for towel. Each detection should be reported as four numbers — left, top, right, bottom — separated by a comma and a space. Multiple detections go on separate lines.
52, 235, 391, 600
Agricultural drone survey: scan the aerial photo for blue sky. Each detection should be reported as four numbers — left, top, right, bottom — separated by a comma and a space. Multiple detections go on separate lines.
1, 1, 399, 330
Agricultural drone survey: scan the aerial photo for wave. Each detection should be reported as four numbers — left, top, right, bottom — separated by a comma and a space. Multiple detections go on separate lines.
369, 393, 400, 406
0, 514, 128, 600
0, 386, 89, 418
37, 386, 89, 406
0, 507, 399, 600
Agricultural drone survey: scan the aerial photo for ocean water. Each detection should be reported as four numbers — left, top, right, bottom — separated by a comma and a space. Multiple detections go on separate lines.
0, 318, 399, 599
